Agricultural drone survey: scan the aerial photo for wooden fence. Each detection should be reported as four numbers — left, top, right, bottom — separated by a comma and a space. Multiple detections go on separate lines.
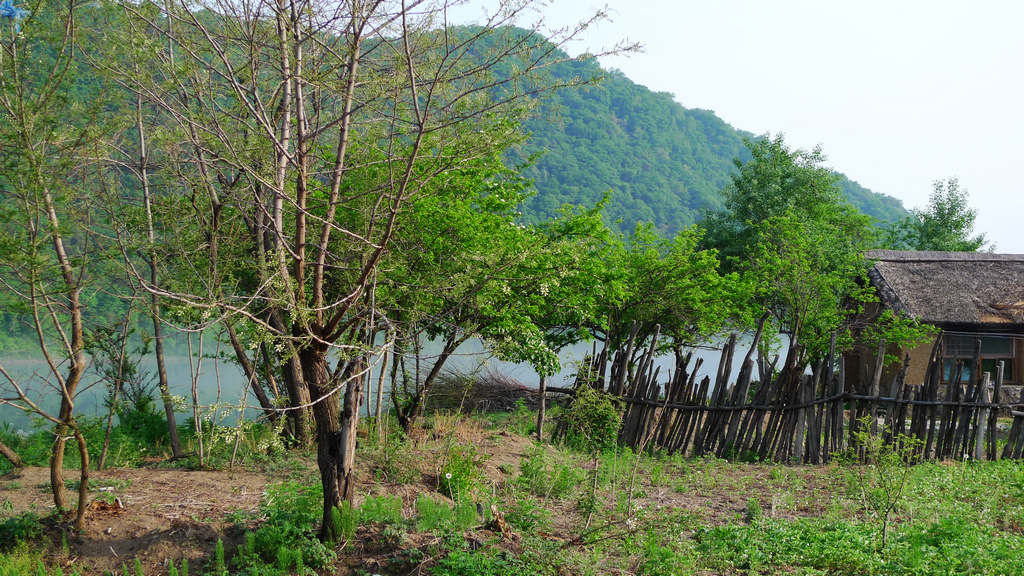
559, 330, 1024, 464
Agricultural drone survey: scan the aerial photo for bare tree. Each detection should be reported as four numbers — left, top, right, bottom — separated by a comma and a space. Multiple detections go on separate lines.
106, 0, 625, 540
0, 0, 100, 529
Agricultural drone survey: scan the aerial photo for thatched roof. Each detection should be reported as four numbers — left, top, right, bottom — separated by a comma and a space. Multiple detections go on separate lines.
867, 250, 1024, 329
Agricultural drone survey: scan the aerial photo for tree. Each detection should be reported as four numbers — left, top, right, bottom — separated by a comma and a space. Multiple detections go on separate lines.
703, 134, 846, 268
0, 0, 108, 529
703, 135, 877, 373
597, 224, 749, 377
885, 178, 988, 252
105, 0, 615, 541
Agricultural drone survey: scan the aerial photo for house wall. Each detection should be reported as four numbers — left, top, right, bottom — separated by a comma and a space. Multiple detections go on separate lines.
903, 340, 934, 386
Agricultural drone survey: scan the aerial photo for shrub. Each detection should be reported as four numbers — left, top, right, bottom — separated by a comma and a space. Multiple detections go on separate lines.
846, 416, 922, 550
560, 386, 622, 453
0, 512, 43, 551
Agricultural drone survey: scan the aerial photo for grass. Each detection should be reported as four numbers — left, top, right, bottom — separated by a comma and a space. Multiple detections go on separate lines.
3, 401, 1024, 575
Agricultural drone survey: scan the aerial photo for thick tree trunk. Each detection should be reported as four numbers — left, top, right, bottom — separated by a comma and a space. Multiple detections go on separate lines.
301, 345, 362, 541
282, 355, 313, 445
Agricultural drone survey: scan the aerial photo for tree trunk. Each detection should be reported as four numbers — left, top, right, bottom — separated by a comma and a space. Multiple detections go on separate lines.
536, 375, 547, 442
72, 427, 89, 530
226, 322, 279, 423
301, 344, 362, 541
0, 439, 24, 469
152, 310, 183, 458
399, 335, 462, 431
281, 354, 313, 445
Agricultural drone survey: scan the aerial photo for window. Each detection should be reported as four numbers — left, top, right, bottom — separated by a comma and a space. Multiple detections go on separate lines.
941, 335, 1016, 383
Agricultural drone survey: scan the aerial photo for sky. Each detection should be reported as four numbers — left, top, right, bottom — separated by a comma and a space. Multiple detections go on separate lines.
452, 1, 1024, 252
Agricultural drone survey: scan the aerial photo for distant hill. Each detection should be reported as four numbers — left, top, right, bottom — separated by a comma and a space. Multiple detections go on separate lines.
509, 60, 908, 234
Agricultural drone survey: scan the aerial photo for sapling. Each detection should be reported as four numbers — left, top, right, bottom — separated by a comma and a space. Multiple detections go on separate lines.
848, 415, 921, 550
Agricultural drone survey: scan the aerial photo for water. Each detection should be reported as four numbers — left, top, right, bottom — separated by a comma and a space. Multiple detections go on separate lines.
0, 335, 770, 432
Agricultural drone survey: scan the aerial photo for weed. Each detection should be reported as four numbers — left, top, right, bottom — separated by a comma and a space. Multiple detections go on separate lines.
505, 497, 550, 532
415, 495, 454, 532
360, 494, 403, 525
743, 498, 762, 524
516, 445, 584, 499
439, 443, 487, 500
330, 501, 358, 543
232, 482, 336, 574
507, 398, 536, 437
637, 528, 696, 576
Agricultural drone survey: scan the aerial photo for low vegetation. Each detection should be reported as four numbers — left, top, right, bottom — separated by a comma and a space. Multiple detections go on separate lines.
3, 393, 1023, 575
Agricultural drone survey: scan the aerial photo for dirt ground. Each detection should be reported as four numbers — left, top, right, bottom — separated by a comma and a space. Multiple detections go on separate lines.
1, 466, 269, 574
1, 421, 844, 575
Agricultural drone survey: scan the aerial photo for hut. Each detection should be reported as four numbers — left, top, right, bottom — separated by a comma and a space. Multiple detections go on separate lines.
848, 250, 1024, 392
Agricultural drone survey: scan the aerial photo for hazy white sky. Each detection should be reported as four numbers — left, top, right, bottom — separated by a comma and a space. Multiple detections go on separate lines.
453, 1, 1024, 252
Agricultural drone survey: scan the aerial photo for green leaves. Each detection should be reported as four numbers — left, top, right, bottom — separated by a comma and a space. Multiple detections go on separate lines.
886, 178, 988, 252
705, 135, 878, 363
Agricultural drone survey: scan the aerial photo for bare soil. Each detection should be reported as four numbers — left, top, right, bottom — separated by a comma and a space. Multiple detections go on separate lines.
1, 419, 845, 575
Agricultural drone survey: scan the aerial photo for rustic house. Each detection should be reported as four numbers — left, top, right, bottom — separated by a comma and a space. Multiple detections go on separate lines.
849, 250, 1024, 391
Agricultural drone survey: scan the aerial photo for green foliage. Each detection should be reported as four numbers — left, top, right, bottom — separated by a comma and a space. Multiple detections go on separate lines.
431, 546, 543, 576
599, 225, 751, 355
359, 494, 403, 525
637, 528, 696, 576
368, 428, 421, 485
0, 542, 49, 576
212, 539, 226, 575
440, 444, 487, 500
703, 134, 878, 362
694, 515, 1024, 575
846, 417, 923, 550
415, 496, 455, 533
560, 386, 623, 453
504, 497, 550, 533
744, 498, 763, 524
0, 512, 44, 550
859, 309, 937, 367
232, 482, 336, 575
506, 399, 536, 437
516, 445, 585, 499
330, 501, 358, 543
886, 178, 988, 252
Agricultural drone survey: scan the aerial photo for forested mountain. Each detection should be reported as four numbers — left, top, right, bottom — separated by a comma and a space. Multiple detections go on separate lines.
511, 61, 908, 233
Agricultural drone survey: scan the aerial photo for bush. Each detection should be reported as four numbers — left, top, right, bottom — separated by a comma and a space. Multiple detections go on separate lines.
0, 512, 43, 551
560, 386, 622, 453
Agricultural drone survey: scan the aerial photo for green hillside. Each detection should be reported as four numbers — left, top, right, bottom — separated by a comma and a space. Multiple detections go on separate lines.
512, 61, 908, 233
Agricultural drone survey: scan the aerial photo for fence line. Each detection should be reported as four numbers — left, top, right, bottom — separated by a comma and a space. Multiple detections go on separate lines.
554, 329, 1024, 464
